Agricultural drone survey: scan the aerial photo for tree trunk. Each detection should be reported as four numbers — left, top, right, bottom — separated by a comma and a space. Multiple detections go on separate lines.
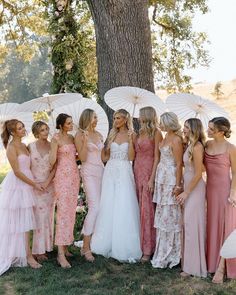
86, 0, 154, 123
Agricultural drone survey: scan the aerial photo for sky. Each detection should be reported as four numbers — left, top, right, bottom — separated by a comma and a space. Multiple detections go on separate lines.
188, 0, 236, 83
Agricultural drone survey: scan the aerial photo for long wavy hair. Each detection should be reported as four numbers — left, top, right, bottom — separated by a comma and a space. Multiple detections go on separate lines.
79, 108, 95, 131
160, 112, 182, 138
185, 118, 206, 161
139, 106, 158, 138
107, 109, 133, 147
1, 119, 22, 148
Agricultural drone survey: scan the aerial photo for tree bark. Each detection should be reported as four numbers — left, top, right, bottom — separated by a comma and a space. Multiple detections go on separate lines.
86, 0, 154, 123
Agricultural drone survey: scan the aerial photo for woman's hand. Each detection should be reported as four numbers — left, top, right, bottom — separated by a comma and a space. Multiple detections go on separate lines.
228, 190, 236, 207
176, 191, 188, 205
147, 178, 155, 193
34, 183, 45, 192
173, 185, 183, 198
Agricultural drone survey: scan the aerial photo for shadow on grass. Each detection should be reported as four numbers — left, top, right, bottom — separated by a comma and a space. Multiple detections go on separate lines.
0, 247, 236, 295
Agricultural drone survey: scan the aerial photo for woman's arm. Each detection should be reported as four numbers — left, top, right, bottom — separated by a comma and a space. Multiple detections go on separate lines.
147, 130, 163, 192
176, 143, 204, 205
49, 137, 58, 168
172, 136, 183, 197
74, 131, 88, 162
128, 131, 136, 161
6, 145, 43, 191
228, 144, 236, 206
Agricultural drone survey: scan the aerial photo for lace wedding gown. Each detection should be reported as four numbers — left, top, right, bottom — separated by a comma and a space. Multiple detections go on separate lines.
91, 142, 142, 262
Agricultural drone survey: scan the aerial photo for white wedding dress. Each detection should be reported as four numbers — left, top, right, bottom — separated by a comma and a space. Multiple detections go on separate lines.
91, 142, 142, 262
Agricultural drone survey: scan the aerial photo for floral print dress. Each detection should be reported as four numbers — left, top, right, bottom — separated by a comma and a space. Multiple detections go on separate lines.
151, 145, 182, 268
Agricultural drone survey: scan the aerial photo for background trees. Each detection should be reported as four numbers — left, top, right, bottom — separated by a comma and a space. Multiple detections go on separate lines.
0, 0, 209, 109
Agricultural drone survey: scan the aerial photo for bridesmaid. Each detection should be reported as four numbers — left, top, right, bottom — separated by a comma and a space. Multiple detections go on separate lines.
75, 109, 104, 262
133, 106, 162, 262
50, 113, 80, 268
29, 121, 55, 262
0, 119, 43, 275
176, 118, 207, 278
151, 112, 183, 269
204, 117, 236, 283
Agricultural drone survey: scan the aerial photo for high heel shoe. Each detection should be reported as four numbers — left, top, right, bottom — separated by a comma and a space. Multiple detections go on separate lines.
80, 248, 95, 262
212, 268, 225, 284
57, 253, 71, 269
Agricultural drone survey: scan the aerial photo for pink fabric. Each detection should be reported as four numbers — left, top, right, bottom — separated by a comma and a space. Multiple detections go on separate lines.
182, 146, 207, 277
54, 144, 80, 246
134, 138, 156, 256
29, 142, 55, 255
81, 141, 104, 236
205, 151, 236, 279
0, 154, 36, 276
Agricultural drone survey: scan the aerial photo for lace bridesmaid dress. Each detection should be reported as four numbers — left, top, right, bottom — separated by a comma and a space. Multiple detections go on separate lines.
0, 154, 36, 276
29, 142, 54, 255
81, 140, 104, 235
182, 146, 207, 277
205, 151, 236, 278
134, 138, 156, 256
151, 145, 182, 268
54, 144, 80, 246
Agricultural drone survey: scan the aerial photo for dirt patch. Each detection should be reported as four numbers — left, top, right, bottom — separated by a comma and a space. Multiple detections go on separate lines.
3, 282, 15, 295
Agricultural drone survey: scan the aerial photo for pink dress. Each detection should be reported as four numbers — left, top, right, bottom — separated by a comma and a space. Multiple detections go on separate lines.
0, 154, 36, 276
29, 142, 54, 255
182, 146, 207, 277
205, 151, 236, 278
54, 144, 80, 246
81, 140, 104, 236
134, 138, 156, 256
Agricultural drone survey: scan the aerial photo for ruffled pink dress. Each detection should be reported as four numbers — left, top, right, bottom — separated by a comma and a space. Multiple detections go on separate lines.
54, 144, 80, 246
0, 154, 36, 276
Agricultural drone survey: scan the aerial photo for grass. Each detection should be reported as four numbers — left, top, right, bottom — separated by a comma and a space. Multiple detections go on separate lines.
0, 163, 10, 184
1, 248, 236, 295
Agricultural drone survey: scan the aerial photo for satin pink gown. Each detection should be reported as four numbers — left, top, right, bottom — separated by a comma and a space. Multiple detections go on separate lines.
29, 142, 54, 255
0, 154, 36, 276
205, 151, 236, 279
81, 140, 104, 236
182, 146, 207, 277
134, 138, 156, 256
54, 144, 80, 246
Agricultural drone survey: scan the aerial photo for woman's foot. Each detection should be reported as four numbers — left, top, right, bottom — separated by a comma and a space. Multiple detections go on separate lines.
180, 271, 191, 278
81, 248, 95, 262
35, 254, 48, 263
27, 256, 42, 269
140, 255, 150, 263
65, 250, 74, 257
57, 253, 71, 268
212, 268, 224, 284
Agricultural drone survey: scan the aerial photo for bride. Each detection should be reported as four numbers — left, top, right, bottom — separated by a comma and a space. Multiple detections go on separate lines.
91, 109, 142, 262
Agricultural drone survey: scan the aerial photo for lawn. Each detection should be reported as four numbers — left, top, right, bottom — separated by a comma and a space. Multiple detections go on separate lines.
0, 249, 236, 295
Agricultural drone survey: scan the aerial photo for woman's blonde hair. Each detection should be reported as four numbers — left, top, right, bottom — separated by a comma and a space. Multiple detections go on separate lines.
31, 121, 49, 138
185, 118, 206, 161
160, 112, 182, 137
79, 109, 95, 131
139, 106, 158, 138
107, 109, 133, 147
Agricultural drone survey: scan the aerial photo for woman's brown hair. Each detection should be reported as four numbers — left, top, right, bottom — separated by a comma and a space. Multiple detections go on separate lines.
1, 119, 22, 148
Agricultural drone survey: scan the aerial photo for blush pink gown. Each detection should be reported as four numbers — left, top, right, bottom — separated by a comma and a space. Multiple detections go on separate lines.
81, 140, 104, 236
54, 144, 80, 246
29, 142, 54, 255
205, 151, 236, 279
182, 146, 207, 277
0, 154, 36, 276
134, 138, 156, 256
